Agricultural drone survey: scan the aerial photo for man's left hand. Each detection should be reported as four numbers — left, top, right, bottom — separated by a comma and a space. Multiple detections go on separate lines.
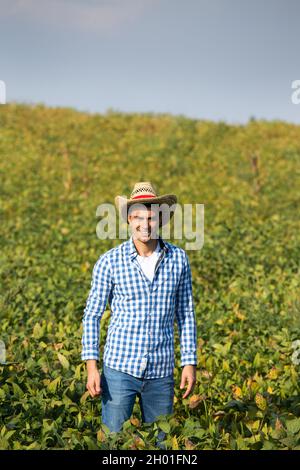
180, 365, 196, 399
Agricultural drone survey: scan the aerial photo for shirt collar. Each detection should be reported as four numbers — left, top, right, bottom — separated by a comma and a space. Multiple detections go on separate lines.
127, 234, 169, 258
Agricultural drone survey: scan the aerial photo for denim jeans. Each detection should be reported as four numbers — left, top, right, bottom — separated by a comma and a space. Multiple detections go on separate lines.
100, 363, 175, 448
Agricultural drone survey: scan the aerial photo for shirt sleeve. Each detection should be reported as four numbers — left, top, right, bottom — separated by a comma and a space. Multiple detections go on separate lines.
175, 251, 198, 367
81, 254, 113, 362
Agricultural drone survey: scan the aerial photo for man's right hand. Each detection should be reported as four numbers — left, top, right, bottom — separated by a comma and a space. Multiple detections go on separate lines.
86, 359, 102, 397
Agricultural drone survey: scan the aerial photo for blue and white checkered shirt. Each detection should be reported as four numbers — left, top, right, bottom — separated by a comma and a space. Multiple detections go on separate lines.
81, 235, 198, 378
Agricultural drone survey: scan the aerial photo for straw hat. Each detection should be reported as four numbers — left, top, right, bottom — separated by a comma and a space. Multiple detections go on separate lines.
115, 182, 177, 227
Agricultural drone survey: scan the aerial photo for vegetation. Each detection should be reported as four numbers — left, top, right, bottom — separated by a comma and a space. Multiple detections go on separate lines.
0, 103, 299, 449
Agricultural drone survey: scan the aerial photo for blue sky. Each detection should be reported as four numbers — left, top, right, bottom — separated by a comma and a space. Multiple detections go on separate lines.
1, 0, 300, 123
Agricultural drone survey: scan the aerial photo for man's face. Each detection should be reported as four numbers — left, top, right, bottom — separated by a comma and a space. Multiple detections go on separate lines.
128, 205, 160, 242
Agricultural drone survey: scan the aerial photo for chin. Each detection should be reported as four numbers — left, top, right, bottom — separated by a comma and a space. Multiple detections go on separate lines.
135, 232, 150, 240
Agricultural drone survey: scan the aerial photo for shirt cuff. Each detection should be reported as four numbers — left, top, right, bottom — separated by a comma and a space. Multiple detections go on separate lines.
81, 351, 100, 361
181, 353, 197, 367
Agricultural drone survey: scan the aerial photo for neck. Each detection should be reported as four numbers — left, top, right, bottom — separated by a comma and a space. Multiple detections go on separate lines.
132, 236, 159, 257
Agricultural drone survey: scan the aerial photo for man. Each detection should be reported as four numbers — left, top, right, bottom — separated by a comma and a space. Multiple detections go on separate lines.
81, 182, 198, 447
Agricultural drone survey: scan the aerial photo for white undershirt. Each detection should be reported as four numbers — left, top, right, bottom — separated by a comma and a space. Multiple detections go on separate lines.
136, 241, 161, 282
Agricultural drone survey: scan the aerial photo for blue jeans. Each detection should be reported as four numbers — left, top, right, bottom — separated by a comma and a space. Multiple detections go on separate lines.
100, 363, 175, 448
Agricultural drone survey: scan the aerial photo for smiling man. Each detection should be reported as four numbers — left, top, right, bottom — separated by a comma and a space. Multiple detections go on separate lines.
81, 181, 198, 448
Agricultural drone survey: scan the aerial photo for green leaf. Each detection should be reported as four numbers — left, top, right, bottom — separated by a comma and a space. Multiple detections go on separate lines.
262, 440, 275, 450
48, 376, 61, 393
33, 323, 44, 339
212, 342, 232, 356
12, 383, 23, 398
193, 429, 206, 439
57, 353, 70, 369
158, 420, 170, 434
253, 352, 261, 368
83, 436, 99, 450
280, 436, 297, 449
0, 437, 9, 449
286, 418, 300, 435
74, 363, 82, 380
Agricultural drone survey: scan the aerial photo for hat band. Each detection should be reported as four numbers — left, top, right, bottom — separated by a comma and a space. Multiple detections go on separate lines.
131, 194, 156, 200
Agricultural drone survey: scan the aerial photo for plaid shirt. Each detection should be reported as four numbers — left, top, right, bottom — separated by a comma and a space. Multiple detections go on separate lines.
81, 235, 198, 378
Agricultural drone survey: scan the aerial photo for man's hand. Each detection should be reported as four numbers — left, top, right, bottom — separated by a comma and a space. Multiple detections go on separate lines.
180, 365, 196, 399
86, 359, 102, 398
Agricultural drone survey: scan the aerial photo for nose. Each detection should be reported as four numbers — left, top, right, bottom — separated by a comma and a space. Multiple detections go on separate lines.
140, 221, 150, 230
